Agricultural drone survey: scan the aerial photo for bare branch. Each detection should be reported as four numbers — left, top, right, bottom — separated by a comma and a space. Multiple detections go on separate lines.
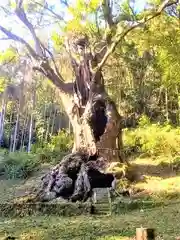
128, 2, 137, 21
0, 6, 13, 16
0, 2, 73, 94
16, 0, 23, 8
15, 1, 44, 57
0, 37, 11, 40
33, 1, 65, 22
33, 62, 73, 94
95, 0, 178, 72
61, 0, 69, 7
40, 42, 65, 82
0, 25, 38, 59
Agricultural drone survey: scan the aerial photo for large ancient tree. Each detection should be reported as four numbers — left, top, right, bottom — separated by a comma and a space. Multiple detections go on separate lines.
0, 0, 178, 201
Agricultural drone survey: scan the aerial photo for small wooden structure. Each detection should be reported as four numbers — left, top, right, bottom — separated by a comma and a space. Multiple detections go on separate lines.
136, 228, 155, 240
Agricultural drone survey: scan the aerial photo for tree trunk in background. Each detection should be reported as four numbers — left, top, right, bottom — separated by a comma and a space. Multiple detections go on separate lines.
0, 99, 7, 146
28, 82, 36, 152
50, 108, 56, 136
20, 110, 28, 150
12, 106, 20, 152
22, 116, 29, 150
28, 112, 33, 152
45, 105, 52, 143
41, 104, 47, 147
165, 87, 169, 122
9, 107, 14, 152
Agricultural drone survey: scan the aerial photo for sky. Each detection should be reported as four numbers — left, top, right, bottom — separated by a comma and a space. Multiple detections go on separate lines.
0, 0, 146, 51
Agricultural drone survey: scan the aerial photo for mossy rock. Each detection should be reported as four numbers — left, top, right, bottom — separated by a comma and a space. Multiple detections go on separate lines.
107, 162, 143, 183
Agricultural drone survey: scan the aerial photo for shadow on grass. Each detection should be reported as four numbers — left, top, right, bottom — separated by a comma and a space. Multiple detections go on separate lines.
131, 162, 180, 179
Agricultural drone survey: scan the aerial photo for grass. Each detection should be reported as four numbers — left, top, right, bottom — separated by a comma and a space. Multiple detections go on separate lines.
130, 156, 180, 201
1, 155, 180, 239
1, 203, 180, 240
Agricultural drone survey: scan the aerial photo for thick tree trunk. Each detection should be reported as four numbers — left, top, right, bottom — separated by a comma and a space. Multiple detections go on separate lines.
70, 106, 123, 162
62, 84, 124, 163
28, 39, 125, 203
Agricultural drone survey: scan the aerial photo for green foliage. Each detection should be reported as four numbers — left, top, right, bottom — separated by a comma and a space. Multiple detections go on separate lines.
33, 130, 73, 164
138, 114, 151, 127
119, 0, 137, 22
0, 130, 73, 179
51, 32, 64, 50
124, 117, 180, 157
49, 130, 73, 151
0, 47, 17, 64
0, 77, 8, 93
0, 152, 39, 179
69, 0, 100, 16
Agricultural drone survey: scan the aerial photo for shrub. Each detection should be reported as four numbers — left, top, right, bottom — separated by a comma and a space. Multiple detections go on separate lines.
123, 115, 180, 157
33, 129, 73, 164
138, 114, 151, 127
50, 129, 73, 151
0, 152, 39, 179
35, 147, 69, 165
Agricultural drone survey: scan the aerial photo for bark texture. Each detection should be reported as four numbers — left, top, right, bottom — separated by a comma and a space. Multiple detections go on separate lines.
64, 35, 124, 162
35, 38, 125, 202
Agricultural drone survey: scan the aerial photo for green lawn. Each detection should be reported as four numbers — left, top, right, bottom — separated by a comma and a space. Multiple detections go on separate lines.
1, 156, 180, 240
1, 202, 180, 240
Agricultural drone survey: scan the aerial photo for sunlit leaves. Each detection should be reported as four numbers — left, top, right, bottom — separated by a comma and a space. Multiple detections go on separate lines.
0, 47, 17, 64
0, 77, 7, 93
87, 0, 101, 12
66, 0, 101, 35
9, 0, 16, 10
177, 4, 180, 11
64, 19, 98, 37
147, 0, 162, 7
51, 31, 64, 49
68, 0, 101, 16
150, 17, 180, 86
120, 0, 135, 21
130, 13, 180, 89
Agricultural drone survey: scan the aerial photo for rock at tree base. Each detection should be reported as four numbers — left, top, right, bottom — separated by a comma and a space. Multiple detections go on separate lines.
36, 152, 108, 202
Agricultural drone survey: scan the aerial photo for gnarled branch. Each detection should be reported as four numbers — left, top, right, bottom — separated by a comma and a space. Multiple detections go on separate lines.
33, 62, 73, 94
0, 1, 75, 94
15, 0, 44, 57
0, 25, 38, 59
0, 24, 71, 93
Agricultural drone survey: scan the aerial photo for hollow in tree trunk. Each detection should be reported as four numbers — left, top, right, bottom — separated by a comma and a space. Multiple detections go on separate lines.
62, 36, 124, 164
33, 37, 126, 203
